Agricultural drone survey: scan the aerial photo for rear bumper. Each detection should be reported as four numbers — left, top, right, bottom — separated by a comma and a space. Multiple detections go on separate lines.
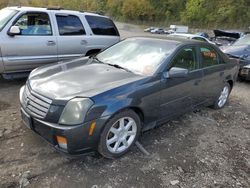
21, 107, 110, 156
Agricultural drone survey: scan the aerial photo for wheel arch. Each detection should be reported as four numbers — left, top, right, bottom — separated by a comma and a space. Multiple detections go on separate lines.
85, 49, 101, 56
227, 79, 233, 89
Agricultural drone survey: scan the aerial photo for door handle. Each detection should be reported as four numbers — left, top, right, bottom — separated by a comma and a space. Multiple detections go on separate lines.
194, 79, 202, 86
80, 40, 88, 45
219, 72, 224, 76
47, 41, 56, 46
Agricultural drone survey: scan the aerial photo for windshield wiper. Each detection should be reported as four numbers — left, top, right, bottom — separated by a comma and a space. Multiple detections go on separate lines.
91, 56, 104, 64
105, 63, 133, 73
91, 56, 132, 73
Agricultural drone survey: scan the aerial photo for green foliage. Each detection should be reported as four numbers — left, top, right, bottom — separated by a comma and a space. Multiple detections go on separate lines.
1, 0, 250, 29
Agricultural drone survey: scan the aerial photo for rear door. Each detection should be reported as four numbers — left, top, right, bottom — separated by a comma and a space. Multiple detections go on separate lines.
84, 15, 120, 51
199, 45, 227, 103
160, 45, 203, 120
2, 11, 57, 72
54, 13, 87, 61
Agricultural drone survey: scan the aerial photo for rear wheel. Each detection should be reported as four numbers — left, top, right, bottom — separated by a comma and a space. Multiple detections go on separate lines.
212, 83, 231, 109
98, 110, 141, 159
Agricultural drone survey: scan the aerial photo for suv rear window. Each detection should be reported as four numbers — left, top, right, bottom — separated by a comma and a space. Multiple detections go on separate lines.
56, 15, 85, 36
85, 15, 119, 36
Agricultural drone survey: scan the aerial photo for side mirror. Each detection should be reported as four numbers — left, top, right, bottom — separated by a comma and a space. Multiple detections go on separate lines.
164, 67, 189, 79
8, 26, 21, 36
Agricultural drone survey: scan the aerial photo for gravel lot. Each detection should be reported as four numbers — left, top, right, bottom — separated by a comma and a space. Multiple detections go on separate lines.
0, 23, 249, 188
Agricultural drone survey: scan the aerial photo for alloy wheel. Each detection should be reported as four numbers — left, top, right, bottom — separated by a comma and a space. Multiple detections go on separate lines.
218, 85, 230, 108
106, 117, 137, 154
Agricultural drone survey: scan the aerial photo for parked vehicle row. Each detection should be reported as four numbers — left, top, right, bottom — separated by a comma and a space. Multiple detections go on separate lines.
144, 25, 189, 35
0, 6, 120, 79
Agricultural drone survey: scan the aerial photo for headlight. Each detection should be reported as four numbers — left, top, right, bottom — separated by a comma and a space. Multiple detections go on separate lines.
59, 98, 94, 125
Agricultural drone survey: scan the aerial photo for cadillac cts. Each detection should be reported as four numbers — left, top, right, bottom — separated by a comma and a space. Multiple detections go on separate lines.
20, 37, 239, 158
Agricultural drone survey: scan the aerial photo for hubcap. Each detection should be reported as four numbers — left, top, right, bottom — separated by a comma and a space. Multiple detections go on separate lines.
218, 86, 229, 108
106, 117, 137, 154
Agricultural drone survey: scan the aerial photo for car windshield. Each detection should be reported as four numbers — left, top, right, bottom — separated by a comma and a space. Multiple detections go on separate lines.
0, 8, 18, 31
96, 38, 177, 76
233, 34, 250, 46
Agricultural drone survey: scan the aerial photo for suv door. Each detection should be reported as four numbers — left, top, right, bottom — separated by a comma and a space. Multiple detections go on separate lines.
2, 12, 57, 72
160, 46, 203, 120
199, 45, 227, 103
55, 14, 87, 61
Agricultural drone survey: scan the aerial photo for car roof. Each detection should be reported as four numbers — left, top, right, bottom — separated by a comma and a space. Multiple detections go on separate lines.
169, 33, 205, 39
126, 36, 206, 46
6, 6, 106, 17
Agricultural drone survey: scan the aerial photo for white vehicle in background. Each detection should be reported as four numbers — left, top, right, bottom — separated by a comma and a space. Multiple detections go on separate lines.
167, 25, 188, 34
150, 28, 165, 34
168, 33, 216, 45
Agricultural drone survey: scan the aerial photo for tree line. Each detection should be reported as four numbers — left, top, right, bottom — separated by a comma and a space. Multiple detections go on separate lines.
1, 0, 250, 29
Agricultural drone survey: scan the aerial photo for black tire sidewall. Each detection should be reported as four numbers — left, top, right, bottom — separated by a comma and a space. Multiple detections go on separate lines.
98, 110, 141, 159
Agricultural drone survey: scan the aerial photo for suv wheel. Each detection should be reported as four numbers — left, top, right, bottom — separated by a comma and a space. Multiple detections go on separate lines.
98, 110, 141, 159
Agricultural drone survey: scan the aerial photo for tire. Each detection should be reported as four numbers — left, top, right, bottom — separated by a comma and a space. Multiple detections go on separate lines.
212, 83, 231, 109
98, 110, 141, 159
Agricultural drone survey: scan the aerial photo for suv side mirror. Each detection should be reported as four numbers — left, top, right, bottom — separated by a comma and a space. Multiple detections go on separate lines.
8, 26, 21, 36
164, 67, 189, 78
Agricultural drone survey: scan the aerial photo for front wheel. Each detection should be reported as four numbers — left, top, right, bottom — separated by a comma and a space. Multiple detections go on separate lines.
212, 83, 231, 109
98, 110, 141, 159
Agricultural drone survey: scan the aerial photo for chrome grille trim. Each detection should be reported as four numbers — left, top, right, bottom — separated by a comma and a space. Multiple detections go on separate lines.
22, 86, 52, 119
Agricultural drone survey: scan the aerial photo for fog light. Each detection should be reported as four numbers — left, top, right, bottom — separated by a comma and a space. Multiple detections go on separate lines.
56, 136, 67, 150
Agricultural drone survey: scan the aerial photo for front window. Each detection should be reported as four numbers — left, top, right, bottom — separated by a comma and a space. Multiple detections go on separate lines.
0, 8, 18, 31
233, 34, 250, 46
96, 38, 177, 76
171, 47, 198, 71
14, 12, 52, 35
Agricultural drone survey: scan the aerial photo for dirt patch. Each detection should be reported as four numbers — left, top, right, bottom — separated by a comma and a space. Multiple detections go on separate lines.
0, 101, 10, 111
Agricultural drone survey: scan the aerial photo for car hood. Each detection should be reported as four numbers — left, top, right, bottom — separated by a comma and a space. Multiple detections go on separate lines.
221, 45, 250, 58
244, 64, 250, 68
28, 57, 143, 100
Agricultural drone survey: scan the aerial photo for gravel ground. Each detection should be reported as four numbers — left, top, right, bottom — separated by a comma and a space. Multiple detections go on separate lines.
0, 23, 249, 188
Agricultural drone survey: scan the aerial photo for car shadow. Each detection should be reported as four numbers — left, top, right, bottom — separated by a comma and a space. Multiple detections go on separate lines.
0, 76, 27, 87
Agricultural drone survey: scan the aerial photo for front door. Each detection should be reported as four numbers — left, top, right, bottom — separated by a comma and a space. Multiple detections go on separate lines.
160, 46, 203, 120
2, 12, 57, 72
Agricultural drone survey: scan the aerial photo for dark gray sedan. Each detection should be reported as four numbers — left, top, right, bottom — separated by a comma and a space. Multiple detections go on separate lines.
19, 37, 239, 158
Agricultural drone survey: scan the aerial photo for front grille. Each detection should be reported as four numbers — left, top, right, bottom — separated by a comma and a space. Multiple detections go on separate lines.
22, 86, 52, 119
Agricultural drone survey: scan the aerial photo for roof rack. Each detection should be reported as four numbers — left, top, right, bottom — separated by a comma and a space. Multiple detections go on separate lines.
47, 6, 63, 10
79, 10, 104, 15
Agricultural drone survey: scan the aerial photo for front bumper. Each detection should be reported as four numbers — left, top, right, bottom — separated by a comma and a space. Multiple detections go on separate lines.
21, 107, 110, 156
238, 68, 250, 81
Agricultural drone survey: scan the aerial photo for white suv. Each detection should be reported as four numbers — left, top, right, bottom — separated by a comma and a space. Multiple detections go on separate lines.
0, 6, 120, 79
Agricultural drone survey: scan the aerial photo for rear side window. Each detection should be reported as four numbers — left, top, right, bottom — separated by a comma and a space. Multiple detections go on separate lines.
56, 15, 85, 36
85, 15, 119, 36
200, 46, 220, 67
